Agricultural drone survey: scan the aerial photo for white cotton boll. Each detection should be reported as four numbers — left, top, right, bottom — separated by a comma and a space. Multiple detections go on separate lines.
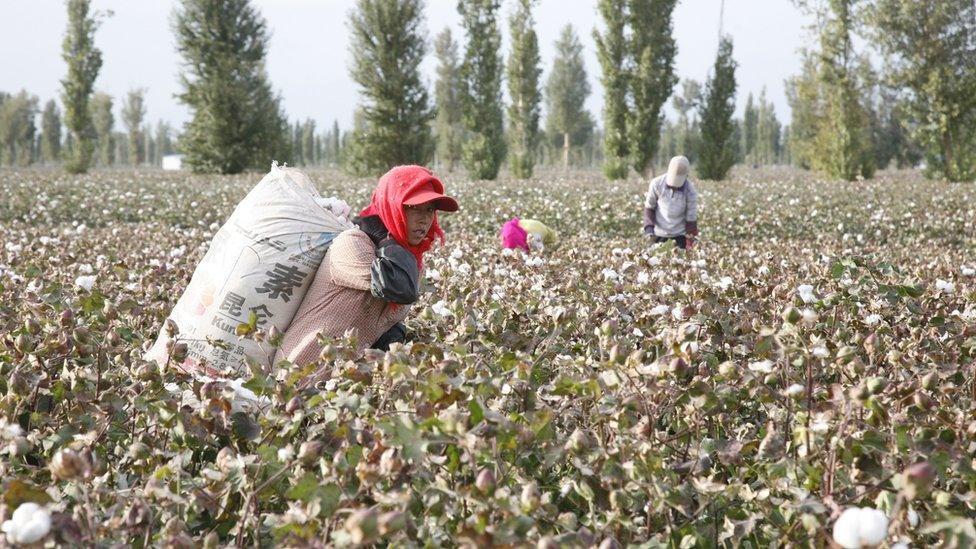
455, 263, 472, 275
4, 242, 23, 254
525, 256, 544, 268
602, 268, 619, 282
2, 502, 52, 545
671, 306, 687, 321
748, 360, 774, 374
935, 279, 955, 294
962, 266, 975, 277
277, 444, 295, 462
647, 256, 662, 266
797, 284, 817, 304
431, 300, 452, 317
785, 384, 805, 397
75, 275, 97, 291
426, 268, 441, 281
801, 309, 818, 323
716, 276, 734, 291
661, 284, 674, 296
864, 314, 882, 326
450, 248, 463, 260
889, 543, 909, 549
169, 246, 186, 258
832, 507, 889, 549
633, 328, 644, 337
812, 346, 829, 358
907, 508, 920, 528
757, 265, 770, 276
650, 304, 669, 316
636, 271, 650, 284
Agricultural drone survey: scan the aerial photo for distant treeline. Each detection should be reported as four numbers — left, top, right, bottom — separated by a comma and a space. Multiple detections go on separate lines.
2, 0, 972, 181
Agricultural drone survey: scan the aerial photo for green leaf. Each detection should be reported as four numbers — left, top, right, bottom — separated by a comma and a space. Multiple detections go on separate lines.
468, 398, 484, 425
3, 479, 53, 507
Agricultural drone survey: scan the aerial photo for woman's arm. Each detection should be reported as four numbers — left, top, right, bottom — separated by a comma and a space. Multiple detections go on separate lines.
329, 230, 374, 291
370, 239, 420, 304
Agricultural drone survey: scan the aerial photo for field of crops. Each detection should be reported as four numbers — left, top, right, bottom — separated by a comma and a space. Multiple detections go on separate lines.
1, 167, 975, 547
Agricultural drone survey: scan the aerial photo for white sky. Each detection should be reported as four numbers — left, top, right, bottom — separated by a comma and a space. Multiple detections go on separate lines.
1, 0, 811, 131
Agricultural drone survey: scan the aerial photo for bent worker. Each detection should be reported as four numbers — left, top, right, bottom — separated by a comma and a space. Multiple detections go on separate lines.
643, 155, 699, 249
277, 165, 458, 366
500, 217, 557, 252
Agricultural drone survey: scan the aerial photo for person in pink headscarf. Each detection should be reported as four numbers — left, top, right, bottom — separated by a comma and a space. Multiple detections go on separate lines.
501, 217, 530, 251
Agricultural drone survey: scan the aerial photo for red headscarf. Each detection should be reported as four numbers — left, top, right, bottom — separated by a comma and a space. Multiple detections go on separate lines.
359, 165, 447, 269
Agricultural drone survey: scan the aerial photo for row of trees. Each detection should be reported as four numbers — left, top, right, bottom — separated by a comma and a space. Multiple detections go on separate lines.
37, 0, 976, 180
0, 89, 176, 168
787, 0, 975, 181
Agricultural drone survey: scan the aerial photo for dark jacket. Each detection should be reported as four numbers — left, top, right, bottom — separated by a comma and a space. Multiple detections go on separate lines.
353, 215, 420, 305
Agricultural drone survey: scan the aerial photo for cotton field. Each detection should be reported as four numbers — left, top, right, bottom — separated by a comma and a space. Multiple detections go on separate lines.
1, 168, 975, 547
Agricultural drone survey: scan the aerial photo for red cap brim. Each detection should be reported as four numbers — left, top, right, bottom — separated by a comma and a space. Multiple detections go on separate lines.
403, 190, 459, 212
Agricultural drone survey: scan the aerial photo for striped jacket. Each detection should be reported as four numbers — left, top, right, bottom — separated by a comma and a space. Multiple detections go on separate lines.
276, 222, 418, 367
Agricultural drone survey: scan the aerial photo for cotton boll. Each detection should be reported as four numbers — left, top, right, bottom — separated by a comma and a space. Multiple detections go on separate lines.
2, 502, 52, 545
864, 314, 882, 326
431, 300, 452, 317
832, 507, 889, 549
797, 284, 817, 304
962, 266, 976, 277
75, 275, 97, 292
935, 279, 955, 294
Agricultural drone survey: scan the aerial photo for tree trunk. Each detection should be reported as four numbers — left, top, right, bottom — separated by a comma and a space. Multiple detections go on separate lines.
562, 132, 570, 171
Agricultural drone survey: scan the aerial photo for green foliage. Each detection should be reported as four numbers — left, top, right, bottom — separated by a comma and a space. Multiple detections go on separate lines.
670, 79, 701, 163
346, 0, 434, 176
868, 0, 976, 181
433, 29, 463, 173
742, 93, 758, 162
627, 0, 678, 177
697, 38, 738, 180
0, 91, 39, 167
506, 0, 543, 179
60, 0, 103, 174
593, 0, 629, 180
546, 25, 591, 171
788, 0, 874, 180
458, 0, 506, 180
121, 88, 146, 166
89, 92, 114, 167
754, 89, 782, 165
174, 0, 291, 174
40, 99, 62, 164
300, 119, 316, 167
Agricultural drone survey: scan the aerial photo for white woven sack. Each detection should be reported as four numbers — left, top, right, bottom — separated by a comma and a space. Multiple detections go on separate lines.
146, 163, 353, 375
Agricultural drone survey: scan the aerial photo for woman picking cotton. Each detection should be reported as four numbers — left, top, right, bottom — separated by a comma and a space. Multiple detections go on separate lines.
277, 165, 458, 369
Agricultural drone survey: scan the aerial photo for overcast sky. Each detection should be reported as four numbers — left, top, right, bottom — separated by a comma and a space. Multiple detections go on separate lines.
1, 0, 811, 131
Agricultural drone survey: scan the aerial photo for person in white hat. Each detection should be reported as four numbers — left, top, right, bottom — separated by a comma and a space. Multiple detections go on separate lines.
642, 155, 699, 249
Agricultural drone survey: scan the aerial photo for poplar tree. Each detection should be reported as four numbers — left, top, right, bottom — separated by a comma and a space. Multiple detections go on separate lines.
433, 29, 463, 172
61, 0, 103, 174
458, 0, 506, 180
671, 79, 701, 161
506, 0, 542, 179
301, 119, 316, 166
869, 0, 976, 180
90, 92, 114, 166
174, 0, 291, 174
546, 25, 591, 171
594, 0, 629, 179
628, 0, 678, 177
814, 0, 874, 180
347, 0, 433, 175
508, 0, 542, 179
697, 37, 738, 180
0, 92, 39, 167
40, 99, 62, 164
742, 93, 758, 163
120, 89, 146, 165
